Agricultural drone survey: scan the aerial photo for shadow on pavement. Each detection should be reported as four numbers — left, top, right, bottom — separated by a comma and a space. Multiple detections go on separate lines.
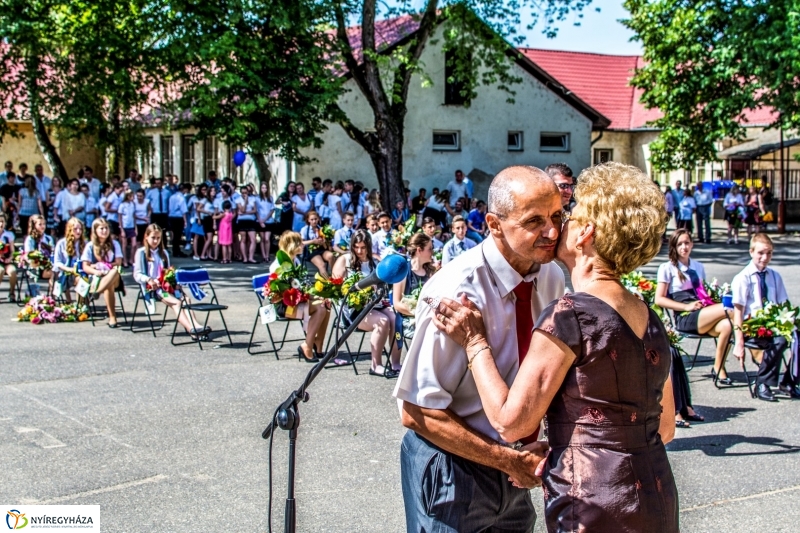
667, 434, 800, 456
687, 405, 756, 424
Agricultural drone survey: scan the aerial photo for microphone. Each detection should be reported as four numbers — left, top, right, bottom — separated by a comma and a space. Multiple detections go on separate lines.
354, 253, 409, 290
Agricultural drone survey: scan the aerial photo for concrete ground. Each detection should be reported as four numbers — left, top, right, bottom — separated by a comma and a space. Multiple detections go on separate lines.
2, 221, 800, 532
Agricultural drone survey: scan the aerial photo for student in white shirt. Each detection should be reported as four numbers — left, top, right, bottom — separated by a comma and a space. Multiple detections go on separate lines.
81, 218, 123, 327
326, 181, 344, 230
333, 211, 355, 255
118, 190, 138, 267
731, 233, 799, 401
23, 215, 55, 294
255, 182, 276, 262
421, 217, 444, 252
81, 184, 98, 230
723, 184, 745, 244
104, 182, 124, 237
57, 179, 86, 236
370, 212, 393, 259
133, 189, 151, 243
133, 224, 207, 338
300, 210, 334, 277
331, 230, 401, 376
236, 187, 259, 263
167, 184, 189, 257
441, 215, 477, 265
189, 185, 212, 261
53, 217, 86, 303
0, 214, 17, 301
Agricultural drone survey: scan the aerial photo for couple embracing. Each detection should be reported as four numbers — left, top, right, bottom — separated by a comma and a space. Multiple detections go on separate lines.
393, 163, 679, 533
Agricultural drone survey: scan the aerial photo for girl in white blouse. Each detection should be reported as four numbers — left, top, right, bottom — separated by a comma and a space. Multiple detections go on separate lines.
655, 229, 733, 383
81, 218, 123, 328
0, 214, 17, 301
53, 217, 86, 303
331, 229, 401, 378
133, 224, 207, 337
723, 184, 745, 244
23, 215, 55, 291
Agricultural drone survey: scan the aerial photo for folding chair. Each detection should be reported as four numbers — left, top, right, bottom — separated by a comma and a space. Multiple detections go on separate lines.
171, 268, 232, 350
127, 285, 170, 337
15, 267, 42, 306
247, 272, 306, 357
87, 277, 128, 327
667, 309, 717, 371
325, 301, 390, 375
721, 311, 756, 397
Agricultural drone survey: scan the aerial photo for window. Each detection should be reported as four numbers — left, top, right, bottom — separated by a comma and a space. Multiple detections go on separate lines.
203, 136, 219, 177
161, 135, 174, 177
540, 132, 570, 152
508, 131, 523, 151
432, 130, 460, 151
444, 49, 469, 106
594, 148, 613, 164
140, 136, 156, 178
181, 135, 195, 183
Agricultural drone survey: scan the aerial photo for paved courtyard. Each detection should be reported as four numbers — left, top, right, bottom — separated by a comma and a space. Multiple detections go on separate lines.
2, 224, 800, 532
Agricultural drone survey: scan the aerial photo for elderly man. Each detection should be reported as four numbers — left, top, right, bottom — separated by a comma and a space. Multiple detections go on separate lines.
544, 162, 575, 211
395, 166, 564, 533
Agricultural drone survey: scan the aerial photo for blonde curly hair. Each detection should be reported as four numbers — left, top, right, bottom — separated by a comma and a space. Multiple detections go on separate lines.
573, 162, 667, 276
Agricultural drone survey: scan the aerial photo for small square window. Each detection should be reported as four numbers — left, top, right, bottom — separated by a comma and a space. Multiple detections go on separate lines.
594, 148, 613, 164
508, 131, 523, 151
433, 130, 460, 151
540, 132, 570, 152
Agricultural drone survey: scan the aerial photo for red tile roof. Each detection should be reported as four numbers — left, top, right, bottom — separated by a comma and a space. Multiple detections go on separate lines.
518, 48, 777, 130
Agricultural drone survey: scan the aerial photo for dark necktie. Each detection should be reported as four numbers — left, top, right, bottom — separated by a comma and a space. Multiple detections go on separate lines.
158, 189, 164, 213
513, 280, 539, 444
756, 271, 769, 304
458, 241, 465, 251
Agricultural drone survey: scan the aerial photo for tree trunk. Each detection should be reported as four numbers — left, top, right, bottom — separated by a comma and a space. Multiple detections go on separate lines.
26, 59, 68, 181
252, 152, 273, 183
369, 123, 405, 212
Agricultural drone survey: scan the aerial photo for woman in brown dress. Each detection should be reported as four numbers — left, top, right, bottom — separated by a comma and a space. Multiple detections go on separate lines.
431, 162, 679, 532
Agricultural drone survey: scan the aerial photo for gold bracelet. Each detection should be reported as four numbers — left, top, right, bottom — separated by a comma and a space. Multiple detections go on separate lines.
467, 345, 491, 370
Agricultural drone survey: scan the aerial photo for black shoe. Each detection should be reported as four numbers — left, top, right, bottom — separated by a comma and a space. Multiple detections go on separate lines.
297, 346, 318, 363
756, 383, 778, 402
777, 384, 800, 399
712, 370, 736, 385
384, 368, 400, 379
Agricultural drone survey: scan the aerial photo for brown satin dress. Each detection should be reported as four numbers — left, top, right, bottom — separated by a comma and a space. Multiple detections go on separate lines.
535, 293, 679, 533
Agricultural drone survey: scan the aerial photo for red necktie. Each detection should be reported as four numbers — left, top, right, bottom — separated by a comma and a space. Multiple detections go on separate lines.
513, 280, 539, 444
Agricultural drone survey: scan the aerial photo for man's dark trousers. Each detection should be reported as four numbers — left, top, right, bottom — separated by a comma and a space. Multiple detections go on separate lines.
400, 430, 535, 533
168, 217, 185, 255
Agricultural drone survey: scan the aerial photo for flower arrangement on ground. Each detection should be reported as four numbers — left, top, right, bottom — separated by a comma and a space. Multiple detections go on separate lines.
741, 301, 800, 340
17, 296, 89, 324
387, 214, 417, 254
263, 250, 309, 316
341, 272, 373, 311
307, 272, 344, 301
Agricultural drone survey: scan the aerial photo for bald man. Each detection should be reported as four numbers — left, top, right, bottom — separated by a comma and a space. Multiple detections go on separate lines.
394, 166, 565, 533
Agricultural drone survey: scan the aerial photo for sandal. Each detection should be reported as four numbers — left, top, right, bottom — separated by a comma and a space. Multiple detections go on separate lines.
685, 413, 705, 422
675, 419, 691, 428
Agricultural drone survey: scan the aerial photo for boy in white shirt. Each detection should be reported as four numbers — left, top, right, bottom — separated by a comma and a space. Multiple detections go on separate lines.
333, 211, 355, 255
371, 212, 392, 259
731, 233, 799, 401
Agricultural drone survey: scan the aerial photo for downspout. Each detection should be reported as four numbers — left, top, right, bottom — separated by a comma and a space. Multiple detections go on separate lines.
590, 130, 604, 146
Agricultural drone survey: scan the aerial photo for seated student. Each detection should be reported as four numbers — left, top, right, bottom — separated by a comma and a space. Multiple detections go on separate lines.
441, 215, 476, 265
365, 213, 379, 239
391, 233, 435, 342
371, 212, 393, 259
732, 233, 800, 401
332, 230, 402, 377
81, 218, 123, 328
53, 217, 86, 303
0, 214, 17, 301
300, 210, 335, 278
421, 216, 443, 252
391, 199, 410, 228
466, 200, 487, 244
22, 214, 55, 292
654, 229, 734, 425
270, 231, 331, 363
133, 224, 209, 339
333, 211, 356, 255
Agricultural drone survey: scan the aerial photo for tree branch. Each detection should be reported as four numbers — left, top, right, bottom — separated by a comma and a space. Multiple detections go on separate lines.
360, 0, 392, 118
333, 0, 380, 115
392, 0, 439, 119
334, 104, 376, 154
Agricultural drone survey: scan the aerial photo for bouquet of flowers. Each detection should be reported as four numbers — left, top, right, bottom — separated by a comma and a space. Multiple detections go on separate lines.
621, 271, 657, 306
15, 250, 52, 271
0, 240, 12, 259
17, 296, 89, 324
695, 278, 730, 306
399, 285, 424, 314
387, 214, 418, 254
341, 271, 374, 311
158, 266, 178, 296
662, 321, 687, 355
741, 301, 800, 340
307, 273, 344, 300
320, 225, 335, 243
263, 250, 309, 316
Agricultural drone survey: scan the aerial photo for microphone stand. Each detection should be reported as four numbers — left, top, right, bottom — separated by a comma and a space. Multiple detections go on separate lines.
262, 284, 389, 533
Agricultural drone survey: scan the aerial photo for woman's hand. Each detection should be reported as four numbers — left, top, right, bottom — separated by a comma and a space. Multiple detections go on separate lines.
684, 301, 704, 312
732, 342, 745, 364
427, 294, 488, 350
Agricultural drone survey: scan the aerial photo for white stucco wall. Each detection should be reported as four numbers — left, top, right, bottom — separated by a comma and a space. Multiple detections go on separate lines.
295, 27, 593, 200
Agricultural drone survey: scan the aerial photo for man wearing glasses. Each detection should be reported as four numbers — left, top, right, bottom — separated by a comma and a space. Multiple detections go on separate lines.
544, 163, 575, 211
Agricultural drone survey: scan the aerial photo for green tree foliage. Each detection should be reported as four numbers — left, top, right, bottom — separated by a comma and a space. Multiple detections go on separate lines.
624, 0, 800, 172
164, 0, 344, 182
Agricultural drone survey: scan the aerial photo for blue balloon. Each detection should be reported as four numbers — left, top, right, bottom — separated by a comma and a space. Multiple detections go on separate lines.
233, 150, 246, 167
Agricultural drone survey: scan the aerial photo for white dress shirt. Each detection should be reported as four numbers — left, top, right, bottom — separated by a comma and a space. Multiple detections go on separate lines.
104, 192, 122, 222
146, 187, 171, 214
694, 189, 713, 207
657, 259, 706, 295
441, 236, 477, 265
394, 237, 566, 443
168, 193, 188, 218
731, 261, 788, 318
80, 178, 101, 201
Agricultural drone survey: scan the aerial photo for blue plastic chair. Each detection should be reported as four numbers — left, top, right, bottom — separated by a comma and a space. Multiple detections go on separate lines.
247, 273, 306, 358
171, 268, 232, 350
